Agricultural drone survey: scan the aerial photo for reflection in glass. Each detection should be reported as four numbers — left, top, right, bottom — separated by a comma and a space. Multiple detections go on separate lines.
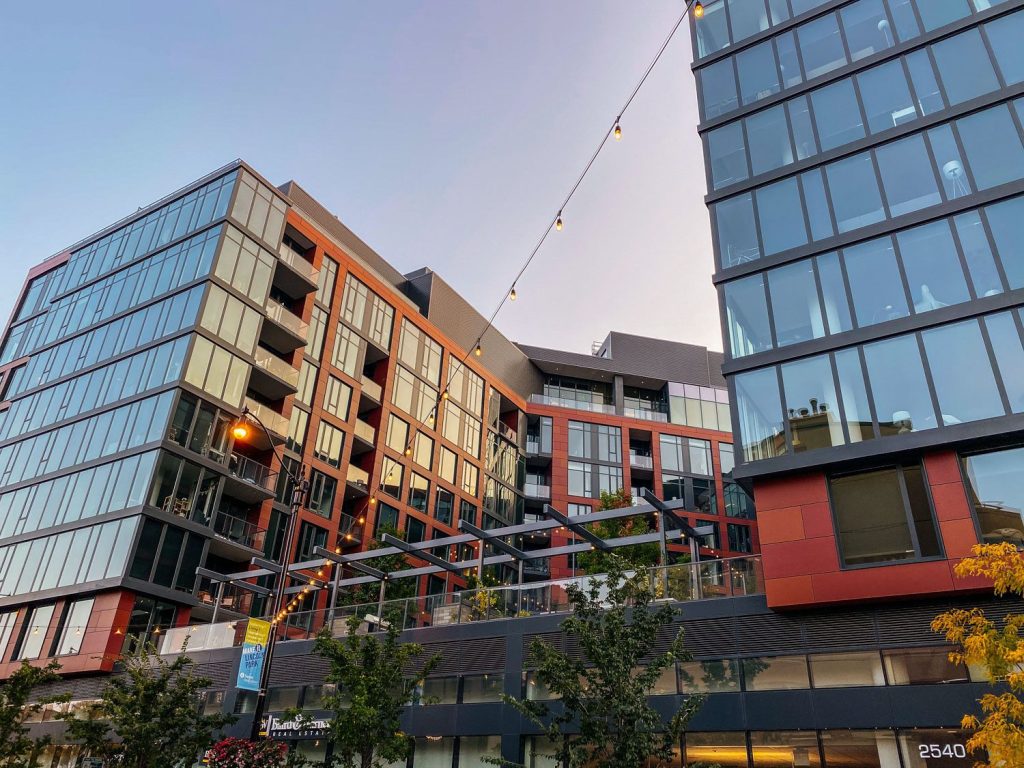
735, 368, 786, 462
811, 79, 864, 151
883, 648, 969, 685
922, 320, 1004, 425
899, 729, 974, 768
716, 193, 760, 267
743, 656, 809, 690
954, 211, 1003, 297
814, 252, 851, 334
835, 348, 875, 443
821, 730, 900, 768
986, 11, 1024, 86
985, 196, 1024, 289
887, 0, 921, 42
747, 105, 792, 176
725, 275, 772, 357
750, 731, 822, 767
957, 104, 1024, 191
788, 96, 818, 160
798, 13, 846, 79
916, 0, 971, 32
831, 467, 917, 565
728, 0, 769, 42
801, 169, 835, 241
863, 335, 936, 435
695, 0, 730, 58
781, 355, 844, 451
827, 153, 885, 233
859, 59, 916, 134
701, 57, 739, 119
843, 237, 909, 327
876, 134, 941, 217
756, 178, 807, 255
775, 30, 804, 89
768, 261, 823, 347
684, 732, 749, 768
709, 122, 749, 189
897, 220, 970, 312
985, 312, 1024, 413
738, 40, 781, 105
810, 652, 885, 688
932, 28, 1000, 105
963, 446, 1024, 546
841, 0, 894, 61
906, 49, 945, 117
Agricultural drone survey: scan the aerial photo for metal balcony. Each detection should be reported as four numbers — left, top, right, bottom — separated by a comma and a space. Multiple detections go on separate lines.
261, 300, 308, 352
527, 394, 616, 415
351, 418, 376, 454
223, 453, 277, 503
249, 350, 299, 400
274, 243, 319, 298
211, 509, 267, 553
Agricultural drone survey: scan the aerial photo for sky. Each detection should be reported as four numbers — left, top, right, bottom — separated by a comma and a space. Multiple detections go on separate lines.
0, 1, 719, 354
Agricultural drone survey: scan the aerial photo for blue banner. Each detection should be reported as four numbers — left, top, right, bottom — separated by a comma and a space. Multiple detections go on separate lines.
236, 618, 271, 691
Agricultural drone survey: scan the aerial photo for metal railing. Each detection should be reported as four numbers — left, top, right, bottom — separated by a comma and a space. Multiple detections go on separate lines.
360, 376, 383, 402
624, 407, 669, 423
277, 243, 319, 283
527, 394, 616, 415
253, 349, 300, 387
212, 509, 267, 551
354, 419, 376, 444
226, 452, 276, 493
264, 300, 309, 339
243, 398, 289, 436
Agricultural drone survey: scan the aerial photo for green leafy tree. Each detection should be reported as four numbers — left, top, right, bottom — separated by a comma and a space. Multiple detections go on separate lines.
502, 556, 704, 768
62, 643, 236, 768
309, 615, 440, 768
0, 660, 62, 766
577, 490, 660, 574
336, 526, 413, 608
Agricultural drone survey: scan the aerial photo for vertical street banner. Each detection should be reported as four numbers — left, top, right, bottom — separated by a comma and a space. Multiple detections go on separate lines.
236, 618, 271, 691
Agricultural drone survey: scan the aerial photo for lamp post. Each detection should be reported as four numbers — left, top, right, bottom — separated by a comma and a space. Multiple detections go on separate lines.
231, 406, 308, 740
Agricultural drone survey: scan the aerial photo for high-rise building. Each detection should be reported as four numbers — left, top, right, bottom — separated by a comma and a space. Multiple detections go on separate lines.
698, 0, 1024, 608
0, 161, 743, 682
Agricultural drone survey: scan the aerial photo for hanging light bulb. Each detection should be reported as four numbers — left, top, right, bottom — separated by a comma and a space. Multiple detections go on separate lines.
474, 342, 482, 357
358, 516, 365, 524
509, 286, 517, 301
694, 1, 704, 19
555, 212, 563, 231
405, 446, 412, 457
614, 120, 622, 141
442, 390, 450, 400
369, 496, 377, 506
231, 421, 249, 440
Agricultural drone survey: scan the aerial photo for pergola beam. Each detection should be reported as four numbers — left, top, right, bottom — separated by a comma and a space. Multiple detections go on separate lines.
543, 504, 611, 550
458, 520, 527, 560
382, 533, 464, 574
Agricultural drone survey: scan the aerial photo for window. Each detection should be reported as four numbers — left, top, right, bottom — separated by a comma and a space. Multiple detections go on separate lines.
567, 503, 591, 517
742, 656, 809, 691
883, 647, 969, 685
922, 320, 1004, 425
678, 659, 741, 693
812, 80, 864, 151
768, 260, 824, 347
462, 462, 479, 497
305, 307, 328, 359
986, 11, 1024, 85
286, 408, 309, 453
413, 432, 433, 470
858, 59, 917, 134
876, 134, 941, 218
737, 40, 780, 105
374, 502, 399, 537
380, 458, 403, 499
568, 461, 623, 499
567, 421, 621, 462
54, 599, 94, 656
933, 28, 1000, 105
757, 177, 807, 256
397, 320, 443, 386
841, 0, 893, 61
750, 732, 822, 766
835, 348, 875, 443
435, 488, 454, 526
701, 56, 739, 119
957, 105, 1024, 190
296, 521, 328, 561
816, 252, 852, 334
307, 471, 337, 519
438, 446, 457, 484
956, 211, 1003, 298
18, 605, 56, 660
797, 12, 845, 79
962, 446, 1024, 546
684, 732, 748, 768
322, 376, 352, 420
986, 196, 1024, 289
788, 96, 818, 160
725, 274, 772, 357
830, 464, 941, 566
0, 612, 16, 661
458, 499, 477, 526
746, 105, 791, 176
916, 0, 971, 31
409, 473, 429, 513
728, 523, 752, 553
826, 153, 885, 233
708, 122, 748, 189
781, 354, 845, 452
735, 368, 786, 462
863, 335, 937, 435
907, 48, 944, 116
715, 193, 760, 268
809, 651, 884, 688
985, 312, 1024, 413
897, 220, 970, 313
695, 0, 729, 58
386, 414, 409, 454
314, 422, 344, 468
405, 515, 426, 544
331, 324, 362, 378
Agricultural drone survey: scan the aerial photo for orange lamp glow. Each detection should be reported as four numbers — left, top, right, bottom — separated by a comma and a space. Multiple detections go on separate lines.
231, 422, 250, 440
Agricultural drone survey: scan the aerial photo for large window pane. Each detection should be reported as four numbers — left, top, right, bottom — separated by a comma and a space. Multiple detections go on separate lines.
831, 467, 917, 565
696, 0, 730, 58
685, 733, 749, 768
827, 153, 885, 233
801, 169, 834, 241
708, 122, 749, 189
957, 104, 1024, 190
932, 28, 1000, 105
906, 49, 944, 116
954, 211, 1003, 297
738, 40, 780, 105
897, 220, 970, 312
888, 0, 921, 41
775, 30, 804, 88
810, 652, 885, 687
816, 252, 852, 334
835, 347, 875, 443
963, 446, 1024, 545
842, 0, 894, 61
820, 731, 900, 768
735, 368, 786, 461
716, 193, 760, 267
985, 196, 1024, 289
922, 320, 1004, 424
788, 96, 818, 160
781, 354, 844, 451
756, 177, 808, 255
798, 13, 846, 79
899, 729, 974, 768
883, 647, 969, 685
701, 56, 739, 118
843, 237, 909, 327
863, 335, 936, 434
750, 732, 821, 767
986, 11, 1024, 86
984, 312, 1024, 413
728, 0, 769, 41
859, 59, 917, 134
747, 105, 793, 175
916, 0, 971, 32
743, 656, 809, 690
725, 274, 772, 357
768, 260, 824, 347
876, 134, 941, 217
928, 124, 972, 201
811, 79, 865, 151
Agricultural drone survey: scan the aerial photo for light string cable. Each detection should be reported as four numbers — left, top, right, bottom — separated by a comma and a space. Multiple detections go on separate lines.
375, 0, 700, 517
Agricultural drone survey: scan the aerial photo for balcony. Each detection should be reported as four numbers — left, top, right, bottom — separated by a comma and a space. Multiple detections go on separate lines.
211, 509, 267, 553
358, 377, 383, 414
623, 407, 668, 423
337, 513, 364, 548
346, 464, 370, 496
249, 349, 299, 400
274, 243, 319, 298
261, 300, 308, 353
497, 422, 517, 444
528, 394, 615, 415
351, 418, 376, 455
630, 454, 654, 471
243, 398, 288, 441
223, 453, 276, 503
524, 482, 551, 500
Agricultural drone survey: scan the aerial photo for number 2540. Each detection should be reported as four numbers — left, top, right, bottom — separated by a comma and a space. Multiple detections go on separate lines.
918, 743, 967, 759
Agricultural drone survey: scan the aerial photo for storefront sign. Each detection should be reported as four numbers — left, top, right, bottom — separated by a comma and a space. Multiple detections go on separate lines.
261, 714, 329, 739
235, 618, 271, 691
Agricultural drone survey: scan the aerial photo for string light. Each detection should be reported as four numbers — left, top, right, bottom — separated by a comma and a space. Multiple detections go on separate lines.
614, 120, 622, 141
474, 342, 482, 357
555, 213, 563, 231
509, 286, 517, 301
694, 2, 704, 19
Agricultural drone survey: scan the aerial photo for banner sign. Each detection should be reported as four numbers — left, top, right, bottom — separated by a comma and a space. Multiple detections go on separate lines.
236, 618, 271, 691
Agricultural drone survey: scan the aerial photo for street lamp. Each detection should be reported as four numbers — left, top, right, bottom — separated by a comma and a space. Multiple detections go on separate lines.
230, 406, 308, 740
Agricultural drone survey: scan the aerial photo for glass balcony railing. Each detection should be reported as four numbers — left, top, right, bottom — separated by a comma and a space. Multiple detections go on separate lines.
226, 453, 276, 493
523, 483, 551, 499
630, 454, 654, 470
528, 394, 615, 415
354, 418, 376, 444
360, 376, 383, 402
277, 244, 319, 284
243, 398, 289, 436
159, 620, 247, 655
253, 350, 300, 387
624, 407, 668, 423
212, 509, 267, 551
264, 301, 309, 339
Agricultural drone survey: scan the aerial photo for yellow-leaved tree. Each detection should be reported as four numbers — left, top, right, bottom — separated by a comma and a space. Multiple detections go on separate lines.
932, 542, 1024, 767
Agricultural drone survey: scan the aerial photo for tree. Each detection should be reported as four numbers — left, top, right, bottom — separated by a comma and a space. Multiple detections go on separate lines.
502, 555, 704, 768
309, 615, 440, 768
0, 660, 62, 766
206, 736, 307, 768
932, 542, 1024, 767
62, 643, 236, 768
336, 526, 413, 608
576, 490, 660, 575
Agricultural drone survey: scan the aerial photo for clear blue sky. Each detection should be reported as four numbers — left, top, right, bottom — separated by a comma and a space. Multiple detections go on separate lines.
0, 1, 719, 353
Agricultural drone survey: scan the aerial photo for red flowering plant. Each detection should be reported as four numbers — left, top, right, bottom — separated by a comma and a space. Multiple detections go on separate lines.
205, 737, 298, 768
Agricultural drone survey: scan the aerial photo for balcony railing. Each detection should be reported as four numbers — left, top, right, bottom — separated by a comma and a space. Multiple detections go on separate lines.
630, 454, 654, 470
226, 453, 276, 493
354, 418, 376, 444
253, 349, 300, 387
243, 398, 289, 436
277, 244, 319, 283
624, 407, 669, 423
338, 513, 364, 546
264, 300, 309, 339
523, 483, 551, 499
528, 394, 616, 415
212, 509, 267, 551
360, 376, 383, 402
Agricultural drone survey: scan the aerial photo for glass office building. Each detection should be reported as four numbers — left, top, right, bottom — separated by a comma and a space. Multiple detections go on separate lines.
696, 0, 1024, 606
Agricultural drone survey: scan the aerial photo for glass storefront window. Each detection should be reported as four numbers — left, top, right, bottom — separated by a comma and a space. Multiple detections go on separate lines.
883, 647, 969, 685
684, 732, 749, 768
750, 731, 821, 767
742, 656, 809, 691
809, 651, 885, 688
899, 729, 975, 767
678, 659, 741, 693
820, 730, 901, 768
